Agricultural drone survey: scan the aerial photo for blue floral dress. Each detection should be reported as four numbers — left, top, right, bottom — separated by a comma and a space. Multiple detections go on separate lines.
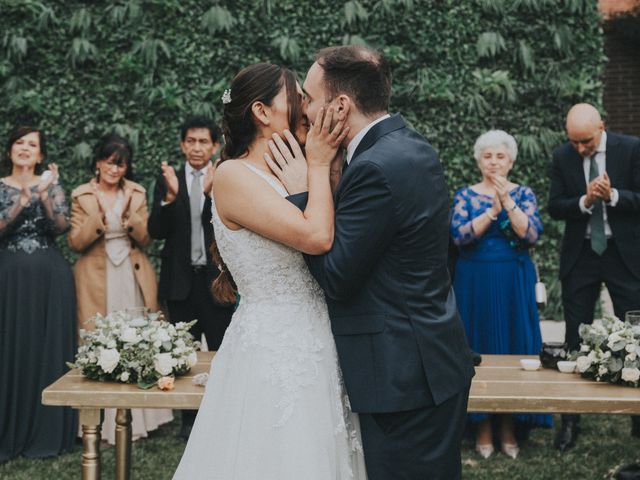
451, 185, 551, 428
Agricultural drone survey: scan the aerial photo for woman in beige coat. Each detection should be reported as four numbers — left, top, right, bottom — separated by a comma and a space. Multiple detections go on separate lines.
68, 133, 171, 444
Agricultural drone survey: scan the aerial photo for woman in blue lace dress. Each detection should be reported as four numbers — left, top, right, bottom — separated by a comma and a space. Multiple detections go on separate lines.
0, 126, 77, 463
451, 130, 551, 460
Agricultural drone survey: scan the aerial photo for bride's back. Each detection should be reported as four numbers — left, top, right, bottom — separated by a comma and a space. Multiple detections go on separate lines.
211, 162, 323, 305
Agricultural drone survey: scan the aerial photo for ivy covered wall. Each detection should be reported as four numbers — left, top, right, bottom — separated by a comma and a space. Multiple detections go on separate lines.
0, 0, 606, 318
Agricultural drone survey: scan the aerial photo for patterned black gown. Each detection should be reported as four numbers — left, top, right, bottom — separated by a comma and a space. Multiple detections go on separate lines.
0, 180, 77, 462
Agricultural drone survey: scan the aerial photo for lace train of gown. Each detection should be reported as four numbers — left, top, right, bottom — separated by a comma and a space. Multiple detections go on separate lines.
173, 164, 367, 480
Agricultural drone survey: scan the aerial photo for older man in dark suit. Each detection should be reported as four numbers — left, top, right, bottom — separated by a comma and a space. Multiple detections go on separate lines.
549, 103, 640, 451
148, 116, 234, 439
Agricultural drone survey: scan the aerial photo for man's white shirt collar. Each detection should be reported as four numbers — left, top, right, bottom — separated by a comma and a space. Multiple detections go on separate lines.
594, 130, 607, 156
346, 114, 391, 164
185, 161, 211, 178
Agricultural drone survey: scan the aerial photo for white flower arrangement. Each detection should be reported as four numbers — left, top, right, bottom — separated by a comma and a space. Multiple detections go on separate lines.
68, 309, 200, 389
573, 316, 640, 387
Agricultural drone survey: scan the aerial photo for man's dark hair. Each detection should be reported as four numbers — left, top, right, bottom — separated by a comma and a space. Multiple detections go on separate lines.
180, 116, 221, 143
315, 45, 391, 116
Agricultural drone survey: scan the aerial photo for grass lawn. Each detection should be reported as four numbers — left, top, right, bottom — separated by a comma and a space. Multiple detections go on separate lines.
1, 414, 639, 479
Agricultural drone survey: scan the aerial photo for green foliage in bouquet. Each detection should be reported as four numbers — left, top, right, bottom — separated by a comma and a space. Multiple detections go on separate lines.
573, 316, 640, 387
68, 310, 200, 389
0, 0, 606, 317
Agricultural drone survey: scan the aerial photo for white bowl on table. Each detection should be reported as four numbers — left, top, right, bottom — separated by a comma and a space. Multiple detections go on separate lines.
520, 358, 541, 371
557, 360, 577, 373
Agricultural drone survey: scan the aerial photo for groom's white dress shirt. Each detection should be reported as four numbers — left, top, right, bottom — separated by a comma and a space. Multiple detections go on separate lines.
346, 114, 390, 165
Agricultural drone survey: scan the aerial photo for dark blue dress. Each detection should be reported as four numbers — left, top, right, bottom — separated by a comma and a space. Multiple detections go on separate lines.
451, 185, 551, 428
0, 181, 77, 462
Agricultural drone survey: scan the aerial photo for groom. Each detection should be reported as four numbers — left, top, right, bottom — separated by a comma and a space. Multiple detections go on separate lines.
287, 45, 475, 479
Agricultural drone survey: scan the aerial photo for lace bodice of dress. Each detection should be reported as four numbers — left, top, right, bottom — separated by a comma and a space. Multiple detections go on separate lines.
0, 181, 70, 253
210, 163, 324, 305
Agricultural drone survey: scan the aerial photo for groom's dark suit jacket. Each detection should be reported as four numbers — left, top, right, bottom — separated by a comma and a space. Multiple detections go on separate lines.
289, 115, 475, 413
548, 131, 640, 279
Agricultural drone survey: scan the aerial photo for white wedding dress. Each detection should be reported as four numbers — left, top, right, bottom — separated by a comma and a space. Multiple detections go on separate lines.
173, 163, 367, 480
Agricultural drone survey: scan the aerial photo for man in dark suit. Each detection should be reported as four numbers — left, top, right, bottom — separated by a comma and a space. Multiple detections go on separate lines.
287, 45, 475, 480
549, 103, 640, 451
148, 116, 234, 439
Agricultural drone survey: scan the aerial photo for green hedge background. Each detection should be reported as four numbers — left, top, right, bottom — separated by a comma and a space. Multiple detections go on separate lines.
0, 0, 606, 318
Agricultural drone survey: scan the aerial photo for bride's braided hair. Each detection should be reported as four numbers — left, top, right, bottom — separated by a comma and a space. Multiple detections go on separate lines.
211, 63, 302, 305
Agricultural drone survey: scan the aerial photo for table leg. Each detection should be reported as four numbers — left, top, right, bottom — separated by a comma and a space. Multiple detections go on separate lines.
115, 408, 132, 480
79, 408, 102, 480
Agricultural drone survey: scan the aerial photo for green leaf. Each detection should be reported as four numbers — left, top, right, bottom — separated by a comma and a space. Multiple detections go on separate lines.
201, 5, 236, 34
131, 38, 171, 68
517, 40, 535, 74
476, 32, 506, 58
341, 34, 368, 46
137, 380, 157, 390
69, 8, 92, 35
343, 0, 369, 26
476, 0, 506, 14
271, 35, 301, 62
472, 68, 517, 102
68, 38, 98, 68
72, 142, 92, 163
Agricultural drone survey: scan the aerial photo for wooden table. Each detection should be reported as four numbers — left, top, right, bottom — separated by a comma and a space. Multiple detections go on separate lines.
471, 355, 640, 414
42, 353, 640, 479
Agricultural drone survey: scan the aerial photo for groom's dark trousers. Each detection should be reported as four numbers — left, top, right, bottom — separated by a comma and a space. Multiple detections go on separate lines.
288, 115, 475, 480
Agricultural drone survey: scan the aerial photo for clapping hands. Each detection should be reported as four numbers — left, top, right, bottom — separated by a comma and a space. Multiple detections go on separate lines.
586, 171, 612, 206
489, 174, 511, 205
161, 161, 179, 203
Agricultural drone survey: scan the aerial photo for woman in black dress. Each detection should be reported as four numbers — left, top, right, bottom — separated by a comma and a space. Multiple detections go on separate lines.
0, 125, 77, 462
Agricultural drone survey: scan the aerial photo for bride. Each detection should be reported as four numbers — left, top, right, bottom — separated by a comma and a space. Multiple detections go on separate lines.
173, 63, 367, 479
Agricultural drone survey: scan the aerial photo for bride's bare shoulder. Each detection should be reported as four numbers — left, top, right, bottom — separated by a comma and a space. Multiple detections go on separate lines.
214, 160, 248, 186
213, 160, 269, 197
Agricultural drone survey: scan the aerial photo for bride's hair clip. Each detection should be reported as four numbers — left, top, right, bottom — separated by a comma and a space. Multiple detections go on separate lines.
221, 89, 232, 105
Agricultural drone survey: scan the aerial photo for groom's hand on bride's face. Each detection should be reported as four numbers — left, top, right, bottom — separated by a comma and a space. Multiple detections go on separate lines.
264, 130, 308, 195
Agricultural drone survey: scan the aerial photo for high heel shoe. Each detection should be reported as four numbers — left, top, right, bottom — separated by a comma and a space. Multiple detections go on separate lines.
501, 442, 519, 459
475, 443, 494, 459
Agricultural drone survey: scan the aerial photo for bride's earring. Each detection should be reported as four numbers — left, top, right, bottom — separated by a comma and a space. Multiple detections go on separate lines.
95, 169, 100, 182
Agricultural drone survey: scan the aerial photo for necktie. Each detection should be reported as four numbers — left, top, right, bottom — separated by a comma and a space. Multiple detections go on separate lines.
190, 170, 204, 264
588, 155, 606, 255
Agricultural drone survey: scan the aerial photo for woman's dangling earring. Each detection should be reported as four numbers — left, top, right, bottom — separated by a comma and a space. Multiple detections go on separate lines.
95, 169, 100, 183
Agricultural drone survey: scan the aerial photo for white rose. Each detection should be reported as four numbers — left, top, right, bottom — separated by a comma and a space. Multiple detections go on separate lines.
120, 327, 140, 344
187, 351, 198, 368
154, 352, 177, 376
120, 371, 130, 382
621, 367, 640, 383
626, 343, 637, 353
156, 328, 171, 343
580, 344, 591, 352
576, 356, 593, 373
626, 352, 638, 362
97, 348, 120, 374
598, 365, 609, 377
